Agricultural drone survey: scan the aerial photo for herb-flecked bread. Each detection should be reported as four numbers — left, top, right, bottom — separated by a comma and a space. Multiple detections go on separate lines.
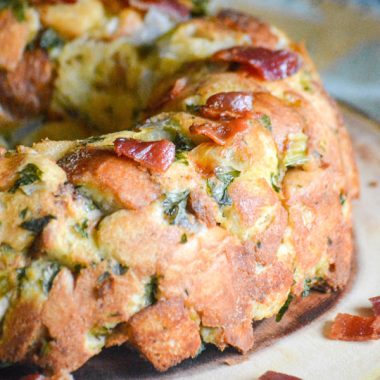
0, 2, 359, 378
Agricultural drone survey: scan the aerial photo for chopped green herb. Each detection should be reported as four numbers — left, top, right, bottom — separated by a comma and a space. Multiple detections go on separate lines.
80, 136, 105, 145
276, 293, 293, 322
186, 104, 202, 114
270, 172, 281, 193
300, 71, 314, 93
327, 236, 333, 246
19, 208, 28, 219
206, 167, 240, 207
256, 241, 262, 249
145, 275, 159, 305
175, 151, 189, 165
73, 219, 89, 239
174, 133, 194, 153
16, 267, 26, 282
39, 28, 65, 51
339, 193, 346, 206
191, 0, 209, 16
41, 262, 60, 295
0, 243, 12, 253
283, 133, 309, 168
180, 233, 188, 244
97, 271, 110, 284
259, 114, 272, 131
163, 190, 190, 225
302, 278, 312, 297
0, 0, 27, 21
39, 339, 52, 357
9, 163, 43, 194
111, 262, 128, 276
20, 215, 55, 235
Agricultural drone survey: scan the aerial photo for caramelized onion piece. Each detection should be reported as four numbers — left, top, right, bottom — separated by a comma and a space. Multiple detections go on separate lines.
200, 91, 253, 119
213, 46, 302, 81
329, 313, 379, 341
369, 296, 380, 316
190, 118, 249, 145
114, 138, 175, 173
129, 0, 190, 19
259, 371, 302, 380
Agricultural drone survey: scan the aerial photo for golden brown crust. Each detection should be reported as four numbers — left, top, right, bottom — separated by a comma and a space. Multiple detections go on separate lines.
0, 299, 44, 363
58, 148, 161, 210
128, 298, 201, 372
216, 9, 278, 49
0, 7, 359, 376
0, 10, 29, 72
0, 50, 54, 119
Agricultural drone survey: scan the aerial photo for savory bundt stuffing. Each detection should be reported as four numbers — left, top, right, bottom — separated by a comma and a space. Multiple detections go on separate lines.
0, 2, 358, 377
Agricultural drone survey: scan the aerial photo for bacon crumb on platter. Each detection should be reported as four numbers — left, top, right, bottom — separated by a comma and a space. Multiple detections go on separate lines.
258, 370, 302, 380
329, 296, 380, 341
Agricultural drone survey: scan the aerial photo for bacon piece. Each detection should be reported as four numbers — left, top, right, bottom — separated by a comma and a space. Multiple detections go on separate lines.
190, 118, 249, 145
129, 0, 190, 20
329, 313, 379, 341
370, 296, 380, 316
200, 91, 253, 120
213, 47, 302, 81
259, 371, 302, 380
114, 138, 175, 173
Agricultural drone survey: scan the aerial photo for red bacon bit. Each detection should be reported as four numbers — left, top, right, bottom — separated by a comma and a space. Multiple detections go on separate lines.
212, 46, 302, 81
200, 91, 253, 119
370, 296, 380, 316
114, 138, 175, 173
190, 118, 249, 145
329, 313, 379, 341
258, 371, 302, 380
129, 0, 190, 20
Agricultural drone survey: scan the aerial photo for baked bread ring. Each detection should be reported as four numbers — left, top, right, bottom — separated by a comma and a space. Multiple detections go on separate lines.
0, 3, 358, 377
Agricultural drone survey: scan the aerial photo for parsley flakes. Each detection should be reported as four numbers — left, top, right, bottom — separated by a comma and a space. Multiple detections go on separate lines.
9, 163, 43, 194
207, 167, 240, 207
0, 0, 27, 21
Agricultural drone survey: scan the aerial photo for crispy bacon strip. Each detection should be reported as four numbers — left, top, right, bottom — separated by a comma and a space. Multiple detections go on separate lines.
213, 46, 302, 81
369, 296, 380, 316
129, 0, 190, 19
329, 313, 379, 341
200, 91, 253, 120
258, 371, 302, 380
190, 118, 249, 145
114, 138, 175, 173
